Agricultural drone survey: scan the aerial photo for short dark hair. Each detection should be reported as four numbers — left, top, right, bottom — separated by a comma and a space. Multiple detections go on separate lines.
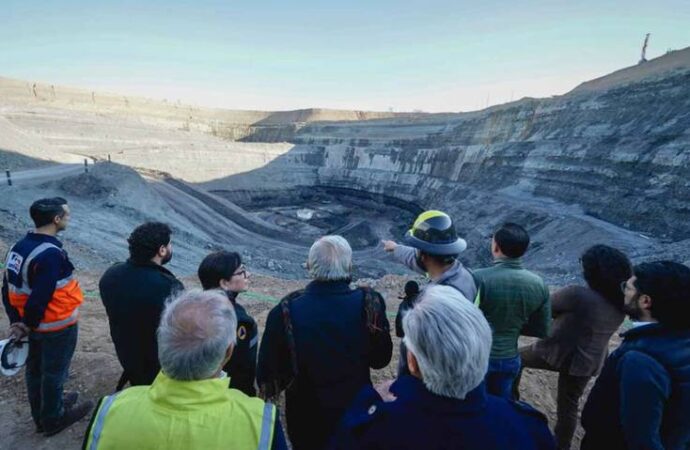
633, 261, 690, 329
30, 197, 68, 228
127, 222, 172, 263
198, 251, 242, 290
581, 245, 632, 310
493, 223, 530, 258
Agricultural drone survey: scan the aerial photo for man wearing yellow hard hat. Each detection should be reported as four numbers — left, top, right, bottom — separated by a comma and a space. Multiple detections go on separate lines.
383, 210, 477, 375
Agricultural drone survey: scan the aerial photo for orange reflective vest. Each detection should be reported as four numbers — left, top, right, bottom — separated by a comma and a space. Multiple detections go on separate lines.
4, 234, 83, 332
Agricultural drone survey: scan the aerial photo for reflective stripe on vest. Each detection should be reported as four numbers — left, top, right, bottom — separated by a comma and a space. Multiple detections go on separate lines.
35, 307, 79, 331
8, 274, 74, 295
258, 402, 274, 450
89, 393, 120, 450
20, 242, 60, 285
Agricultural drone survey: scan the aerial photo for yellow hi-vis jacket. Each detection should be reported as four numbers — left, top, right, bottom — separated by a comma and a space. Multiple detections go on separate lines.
83, 372, 277, 450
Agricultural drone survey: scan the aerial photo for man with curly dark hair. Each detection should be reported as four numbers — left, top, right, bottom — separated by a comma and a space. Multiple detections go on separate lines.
98, 222, 183, 388
514, 244, 632, 450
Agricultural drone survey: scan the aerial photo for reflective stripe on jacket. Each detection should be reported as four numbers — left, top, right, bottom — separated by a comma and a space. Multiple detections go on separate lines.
5, 234, 83, 332
83, 371, 277, 450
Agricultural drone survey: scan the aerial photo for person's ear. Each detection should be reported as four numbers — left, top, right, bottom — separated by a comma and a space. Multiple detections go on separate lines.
158, 245, 167, 258
222, 344, 234, 367
219, 278, 232, 291
406, 349, 421, 378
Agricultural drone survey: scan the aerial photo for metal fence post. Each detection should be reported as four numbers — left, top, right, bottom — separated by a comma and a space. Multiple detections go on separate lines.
84, 159, 88, 173
5, 170, 11, 186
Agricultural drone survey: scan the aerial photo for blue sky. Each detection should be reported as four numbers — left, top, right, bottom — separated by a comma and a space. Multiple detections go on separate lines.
1, 0, 688, 112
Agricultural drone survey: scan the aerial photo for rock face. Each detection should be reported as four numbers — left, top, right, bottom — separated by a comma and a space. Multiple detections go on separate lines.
1, 49, 688, 282
213, 48, 690, 242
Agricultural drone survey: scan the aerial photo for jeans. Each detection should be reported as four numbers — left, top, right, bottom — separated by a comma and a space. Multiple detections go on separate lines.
25, 324, 78, 426
485, 354, 521, 399
517, 345, 590, 450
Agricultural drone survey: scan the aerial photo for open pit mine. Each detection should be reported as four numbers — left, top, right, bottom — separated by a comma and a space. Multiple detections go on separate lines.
2, 47, 689, 283
1, 46, 690, 450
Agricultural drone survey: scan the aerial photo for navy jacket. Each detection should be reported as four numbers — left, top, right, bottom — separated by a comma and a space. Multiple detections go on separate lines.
2, 232, 75, 328
257, 280, 393, 450
331, 375, 555, 450
99, 260, 183, 386
581, 323, 690, 450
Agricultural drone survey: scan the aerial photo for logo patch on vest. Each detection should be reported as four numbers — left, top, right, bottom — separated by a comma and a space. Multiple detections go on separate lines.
237, 325, 247, 341
6, 252, 23, 275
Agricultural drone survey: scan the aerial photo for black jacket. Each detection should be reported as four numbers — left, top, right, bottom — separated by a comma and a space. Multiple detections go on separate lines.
99, 260, 183, 387
222, 290, 258, 397
257, 280, 392, 450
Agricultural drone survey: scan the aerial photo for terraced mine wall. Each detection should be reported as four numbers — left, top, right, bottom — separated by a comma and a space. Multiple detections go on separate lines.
214, 67, 690, 242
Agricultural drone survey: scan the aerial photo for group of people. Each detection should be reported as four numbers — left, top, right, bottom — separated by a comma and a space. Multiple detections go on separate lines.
2, 197, 690, 450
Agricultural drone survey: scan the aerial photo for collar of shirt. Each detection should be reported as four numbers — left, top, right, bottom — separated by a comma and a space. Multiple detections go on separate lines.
26, 232, 63, 248
305, 279, 352, 295
492, 257, 524, 269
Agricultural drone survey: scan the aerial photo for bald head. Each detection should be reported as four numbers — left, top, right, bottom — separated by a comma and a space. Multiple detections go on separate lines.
157, 289, 237, 381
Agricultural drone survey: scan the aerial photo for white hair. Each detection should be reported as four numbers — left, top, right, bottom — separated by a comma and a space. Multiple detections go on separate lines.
308, 235, 352, 281
157, 289, 237, 381
403, 285, 492, 399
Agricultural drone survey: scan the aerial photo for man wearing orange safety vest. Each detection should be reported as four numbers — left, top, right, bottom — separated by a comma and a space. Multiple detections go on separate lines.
2, 197, 93, 436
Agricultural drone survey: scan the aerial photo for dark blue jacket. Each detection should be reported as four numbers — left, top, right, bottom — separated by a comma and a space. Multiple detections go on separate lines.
2, 233, 74, 328
581, 323, 690, 450
331, 375, 555, 450
257, 280, 392, 450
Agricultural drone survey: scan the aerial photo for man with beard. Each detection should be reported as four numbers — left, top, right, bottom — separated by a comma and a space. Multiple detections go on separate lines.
99, 222, 183, 388
581, 261, 690, 450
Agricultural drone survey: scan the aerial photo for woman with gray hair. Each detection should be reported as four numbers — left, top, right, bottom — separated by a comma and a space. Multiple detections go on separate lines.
332, 285, 555, 450
84, 290, 287, 450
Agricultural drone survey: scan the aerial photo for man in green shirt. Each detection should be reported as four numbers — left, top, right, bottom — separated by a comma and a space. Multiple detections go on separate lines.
473, 223, 550, 399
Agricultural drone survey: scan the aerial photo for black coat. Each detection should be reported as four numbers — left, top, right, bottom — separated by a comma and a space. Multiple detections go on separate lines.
222, 291, 258, 397
257, 280, 392, 450
99, 260, 183, 386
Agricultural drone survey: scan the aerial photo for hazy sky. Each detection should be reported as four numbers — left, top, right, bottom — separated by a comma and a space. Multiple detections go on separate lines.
1, 0, 688, 112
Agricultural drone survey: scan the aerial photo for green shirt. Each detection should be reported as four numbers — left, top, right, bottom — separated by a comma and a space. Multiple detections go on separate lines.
473, 258, 550, 358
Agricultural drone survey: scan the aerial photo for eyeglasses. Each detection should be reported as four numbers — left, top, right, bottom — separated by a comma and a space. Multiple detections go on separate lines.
232, 266, 248, 279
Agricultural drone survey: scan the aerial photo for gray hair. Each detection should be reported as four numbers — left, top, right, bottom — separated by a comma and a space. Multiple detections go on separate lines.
403, 285, 491, 399
157, 289, 237, 381
308, 235, 352, 281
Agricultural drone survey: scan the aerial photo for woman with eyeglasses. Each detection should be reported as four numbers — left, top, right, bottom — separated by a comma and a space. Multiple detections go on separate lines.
514, 245, 632, 450
198, 250, 257, 396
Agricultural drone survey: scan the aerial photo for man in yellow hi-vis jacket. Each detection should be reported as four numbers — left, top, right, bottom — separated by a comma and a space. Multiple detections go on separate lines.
83, 289, 287, 450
